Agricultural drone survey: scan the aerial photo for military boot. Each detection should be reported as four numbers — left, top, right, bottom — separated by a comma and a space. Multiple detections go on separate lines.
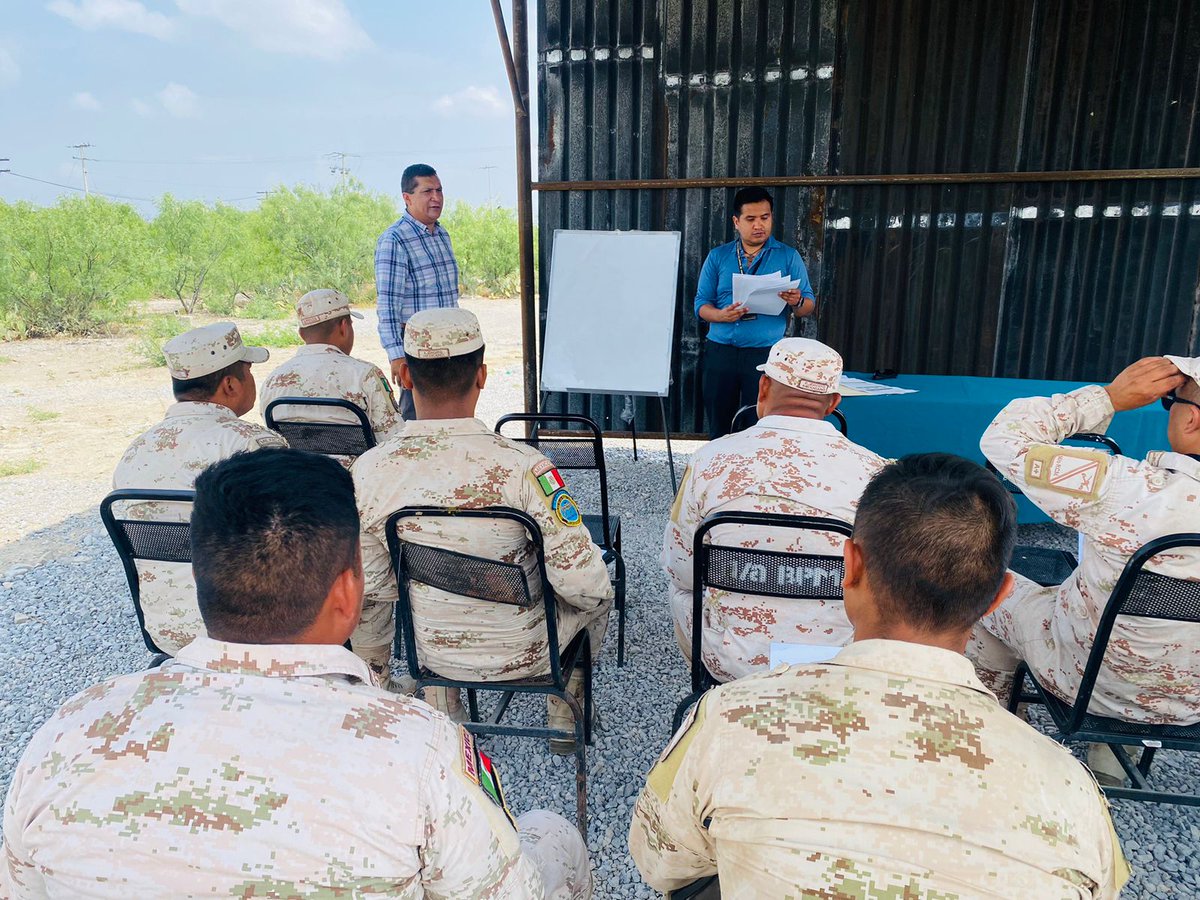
547, 671, 589, 755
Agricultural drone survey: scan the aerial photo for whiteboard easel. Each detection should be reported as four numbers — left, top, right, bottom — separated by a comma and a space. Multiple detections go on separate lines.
541, 229, 682, 491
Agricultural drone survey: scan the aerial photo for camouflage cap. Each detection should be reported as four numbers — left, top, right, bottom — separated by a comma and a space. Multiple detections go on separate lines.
756, 337, 843, 394
163, 322, 269, 380
1165, 354, 1200, 389
297, 288, 364, 327
403, 308, 484, 359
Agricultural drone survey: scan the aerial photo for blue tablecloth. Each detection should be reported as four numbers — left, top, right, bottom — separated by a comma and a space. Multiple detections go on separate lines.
838, 373, 1165, 524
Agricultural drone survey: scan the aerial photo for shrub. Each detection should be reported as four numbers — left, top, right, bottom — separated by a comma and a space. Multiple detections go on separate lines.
134, 314, 190, 367
441, 202, 521, 296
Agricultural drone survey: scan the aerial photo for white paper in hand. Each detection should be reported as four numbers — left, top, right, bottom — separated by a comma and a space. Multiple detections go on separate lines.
769, 642, 842, 669
732, 272, 799, 315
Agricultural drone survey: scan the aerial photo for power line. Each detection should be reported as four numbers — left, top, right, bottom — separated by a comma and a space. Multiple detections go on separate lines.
324, 150, 360, 188
85, 146, 512, 166
3, 170, 154, 202
68, 143, 92, 196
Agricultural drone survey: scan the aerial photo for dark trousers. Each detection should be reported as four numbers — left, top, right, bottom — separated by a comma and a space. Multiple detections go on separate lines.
702, 340, 770, 439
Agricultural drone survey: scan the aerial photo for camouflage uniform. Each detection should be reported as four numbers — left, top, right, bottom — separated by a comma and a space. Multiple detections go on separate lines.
259, 343, 401, 445
665, 337, 887, 681
1, 637, 591, 899
353, 417, 614, 680
112, 404, 285, 654
665, 416, 886, 681
968, 384, 1200, 723
629, 639, 1129, 898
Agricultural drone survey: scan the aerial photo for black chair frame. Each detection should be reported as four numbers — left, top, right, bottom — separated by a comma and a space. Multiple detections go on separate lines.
672, 511, 855, 732
998, 432, 1122, 587
1008, 532, 1200, 806
386, 506, 594, 834
99, 488, 195, 664
730, 403, 847, 436
495, 412, 628, 666
264, 396, 377, 459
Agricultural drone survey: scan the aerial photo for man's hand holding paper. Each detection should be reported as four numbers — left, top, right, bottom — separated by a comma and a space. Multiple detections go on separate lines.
732, 271, 801, 315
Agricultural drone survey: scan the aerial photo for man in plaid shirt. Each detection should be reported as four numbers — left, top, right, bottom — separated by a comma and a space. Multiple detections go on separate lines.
375, 163, 461, 420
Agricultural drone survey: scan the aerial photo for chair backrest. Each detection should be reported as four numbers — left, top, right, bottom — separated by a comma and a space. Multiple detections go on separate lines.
384, 506, 568, 687
1067, 532, 1200, 730
495, 413, 613, 545
690, 510, 854, 690
264, 397, 376, 459
730, 404, 848, 436
99, 488, 196, 655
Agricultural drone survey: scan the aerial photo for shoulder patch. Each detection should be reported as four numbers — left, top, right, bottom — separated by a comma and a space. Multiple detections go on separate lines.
476, 744, 517, 829
648, 696, 707, 802
1025, 445, 1110, 501
551, 489, 582, 527
378, 375, 398, 410
461, 728, 479, 786
534, 465, 566, 496
531, 458, 555, 477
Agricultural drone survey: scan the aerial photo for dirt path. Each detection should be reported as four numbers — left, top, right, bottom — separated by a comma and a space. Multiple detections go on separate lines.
0, 297, 522, 570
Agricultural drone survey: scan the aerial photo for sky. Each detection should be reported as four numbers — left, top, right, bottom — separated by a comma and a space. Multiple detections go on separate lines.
0, 1, 529, 215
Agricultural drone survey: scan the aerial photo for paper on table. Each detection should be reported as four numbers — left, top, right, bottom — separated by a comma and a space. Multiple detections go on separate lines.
732, 271, 799, 315
838, 376, 918, 397
769, 642, 842, 668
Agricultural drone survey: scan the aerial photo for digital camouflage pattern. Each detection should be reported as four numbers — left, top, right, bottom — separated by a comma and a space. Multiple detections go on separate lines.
110, 402, 287, 653
402, 307, 484, 360
352, 418, 613, 679
0, 638, 591, 899
161, 322, 268, 380
970, 384, 1200, 723
755, 337, 842, 394
629, 639, 1128, 898
258, 344, 402, 459
664, 414, 886, 681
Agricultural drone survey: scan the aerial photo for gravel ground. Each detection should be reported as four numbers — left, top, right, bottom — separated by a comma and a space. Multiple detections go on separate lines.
2, 385, 1198, 895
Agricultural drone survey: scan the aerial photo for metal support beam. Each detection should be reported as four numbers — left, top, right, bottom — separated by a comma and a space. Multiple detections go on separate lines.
492, 0, 538, 416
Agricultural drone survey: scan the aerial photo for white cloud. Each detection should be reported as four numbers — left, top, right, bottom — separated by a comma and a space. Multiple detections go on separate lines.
0, 48, 18, 88
130, 97, 153, 116
47, 0, 176, 40
157, 81, 198, 118
175, 0, 370, 59
71, 90, 102, 111
432, 85, 507, 119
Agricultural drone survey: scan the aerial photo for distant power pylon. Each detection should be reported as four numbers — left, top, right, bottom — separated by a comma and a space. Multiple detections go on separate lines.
481, 164, 497, 204
69, 143, 93, 196
324, 150, 359, 188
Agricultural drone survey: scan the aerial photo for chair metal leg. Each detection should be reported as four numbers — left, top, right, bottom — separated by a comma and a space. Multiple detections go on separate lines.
1137, 746, 1157, 778
559, 687, 589, 836
615, 553, 627, 668
583, 644, 595, 745
466, 688, 480, 723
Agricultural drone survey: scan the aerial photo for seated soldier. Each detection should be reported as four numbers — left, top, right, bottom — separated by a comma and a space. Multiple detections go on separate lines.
631, 454, 1128, 898
259, 288, 401, 462
352, 307, 613, 746
663, 337, 886, 681
111, 322, 285, 654
2, 449, 591, 899
968, 355, 1200, 779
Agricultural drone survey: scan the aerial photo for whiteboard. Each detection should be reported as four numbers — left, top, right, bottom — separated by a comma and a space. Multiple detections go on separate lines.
541, 230, 681, 397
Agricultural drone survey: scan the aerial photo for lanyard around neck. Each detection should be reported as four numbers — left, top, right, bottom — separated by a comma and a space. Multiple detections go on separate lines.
736, 242, 767, 274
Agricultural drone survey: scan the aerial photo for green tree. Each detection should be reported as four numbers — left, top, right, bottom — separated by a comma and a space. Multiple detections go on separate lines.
440, 201, 521, 296
0, 196, 148, 336
149, 194, 229, 314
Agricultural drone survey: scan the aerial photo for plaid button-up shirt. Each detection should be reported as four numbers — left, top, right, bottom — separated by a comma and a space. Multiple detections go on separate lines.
374, 212, 460, 360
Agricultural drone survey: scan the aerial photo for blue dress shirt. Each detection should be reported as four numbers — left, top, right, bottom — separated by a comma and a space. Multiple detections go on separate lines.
693, 236, 815, 348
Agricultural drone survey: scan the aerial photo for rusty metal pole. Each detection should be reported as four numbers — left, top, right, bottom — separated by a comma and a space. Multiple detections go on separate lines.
492, 0, 539, 416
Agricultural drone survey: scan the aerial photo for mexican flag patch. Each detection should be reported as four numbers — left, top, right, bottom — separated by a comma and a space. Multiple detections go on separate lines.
477, 745, 516, 829
536, 467, 565, 496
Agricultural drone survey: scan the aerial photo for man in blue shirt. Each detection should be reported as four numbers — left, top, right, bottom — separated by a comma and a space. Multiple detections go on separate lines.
375, 163, 461, 420
695, 186, 816, 438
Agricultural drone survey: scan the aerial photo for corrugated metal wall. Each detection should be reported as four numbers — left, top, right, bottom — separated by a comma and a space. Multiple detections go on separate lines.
537, 0, 1200, 435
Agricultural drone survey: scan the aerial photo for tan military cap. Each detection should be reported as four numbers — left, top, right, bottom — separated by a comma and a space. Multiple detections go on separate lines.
1165, 355, 1200, 387
297, 289, 364, 327
163, 322, 269, 380
403, 308, 484, 359
756, 337, 843, 394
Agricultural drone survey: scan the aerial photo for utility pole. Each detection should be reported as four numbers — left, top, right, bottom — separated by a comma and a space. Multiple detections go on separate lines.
0, 158, 10, 175
480, 164, 497, 204
69, 143, 93, 196
324, 150, 358, 188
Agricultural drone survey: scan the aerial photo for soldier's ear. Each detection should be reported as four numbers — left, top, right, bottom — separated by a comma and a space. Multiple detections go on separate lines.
398, 360, 415, 390
842, 538, 864, 590
984, 572, 1015, 617
477, 362, 488, 390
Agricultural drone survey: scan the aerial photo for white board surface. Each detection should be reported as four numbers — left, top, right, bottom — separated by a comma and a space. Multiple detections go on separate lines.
541, 229, 681, 397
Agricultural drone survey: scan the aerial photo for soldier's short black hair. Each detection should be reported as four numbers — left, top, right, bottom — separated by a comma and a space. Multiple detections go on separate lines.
405, 345, 485, 401
192, 448, 360, 642
171, 360, 247, 402
732, 186, 773, 217
402, 163, 438, 195
853, 453, 1017, 632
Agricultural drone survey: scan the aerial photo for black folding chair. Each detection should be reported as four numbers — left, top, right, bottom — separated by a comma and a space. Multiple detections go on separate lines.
495, 413, 628, 666
993, 432, 1122, 587
730, 403, 848, 436
1008, 532, 1200, 806
671, 511, 854, 732
264, 397, 376, 460
99, 488, 195, 664
386, 506, 595, 834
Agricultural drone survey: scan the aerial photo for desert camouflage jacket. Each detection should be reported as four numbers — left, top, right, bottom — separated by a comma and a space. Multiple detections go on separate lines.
1, 638, 549, 898
663, 415, 886, 681
629, 639, 1129, 898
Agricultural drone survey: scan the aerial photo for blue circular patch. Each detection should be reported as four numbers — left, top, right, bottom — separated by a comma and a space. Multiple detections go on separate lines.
551, 489, 581, 527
